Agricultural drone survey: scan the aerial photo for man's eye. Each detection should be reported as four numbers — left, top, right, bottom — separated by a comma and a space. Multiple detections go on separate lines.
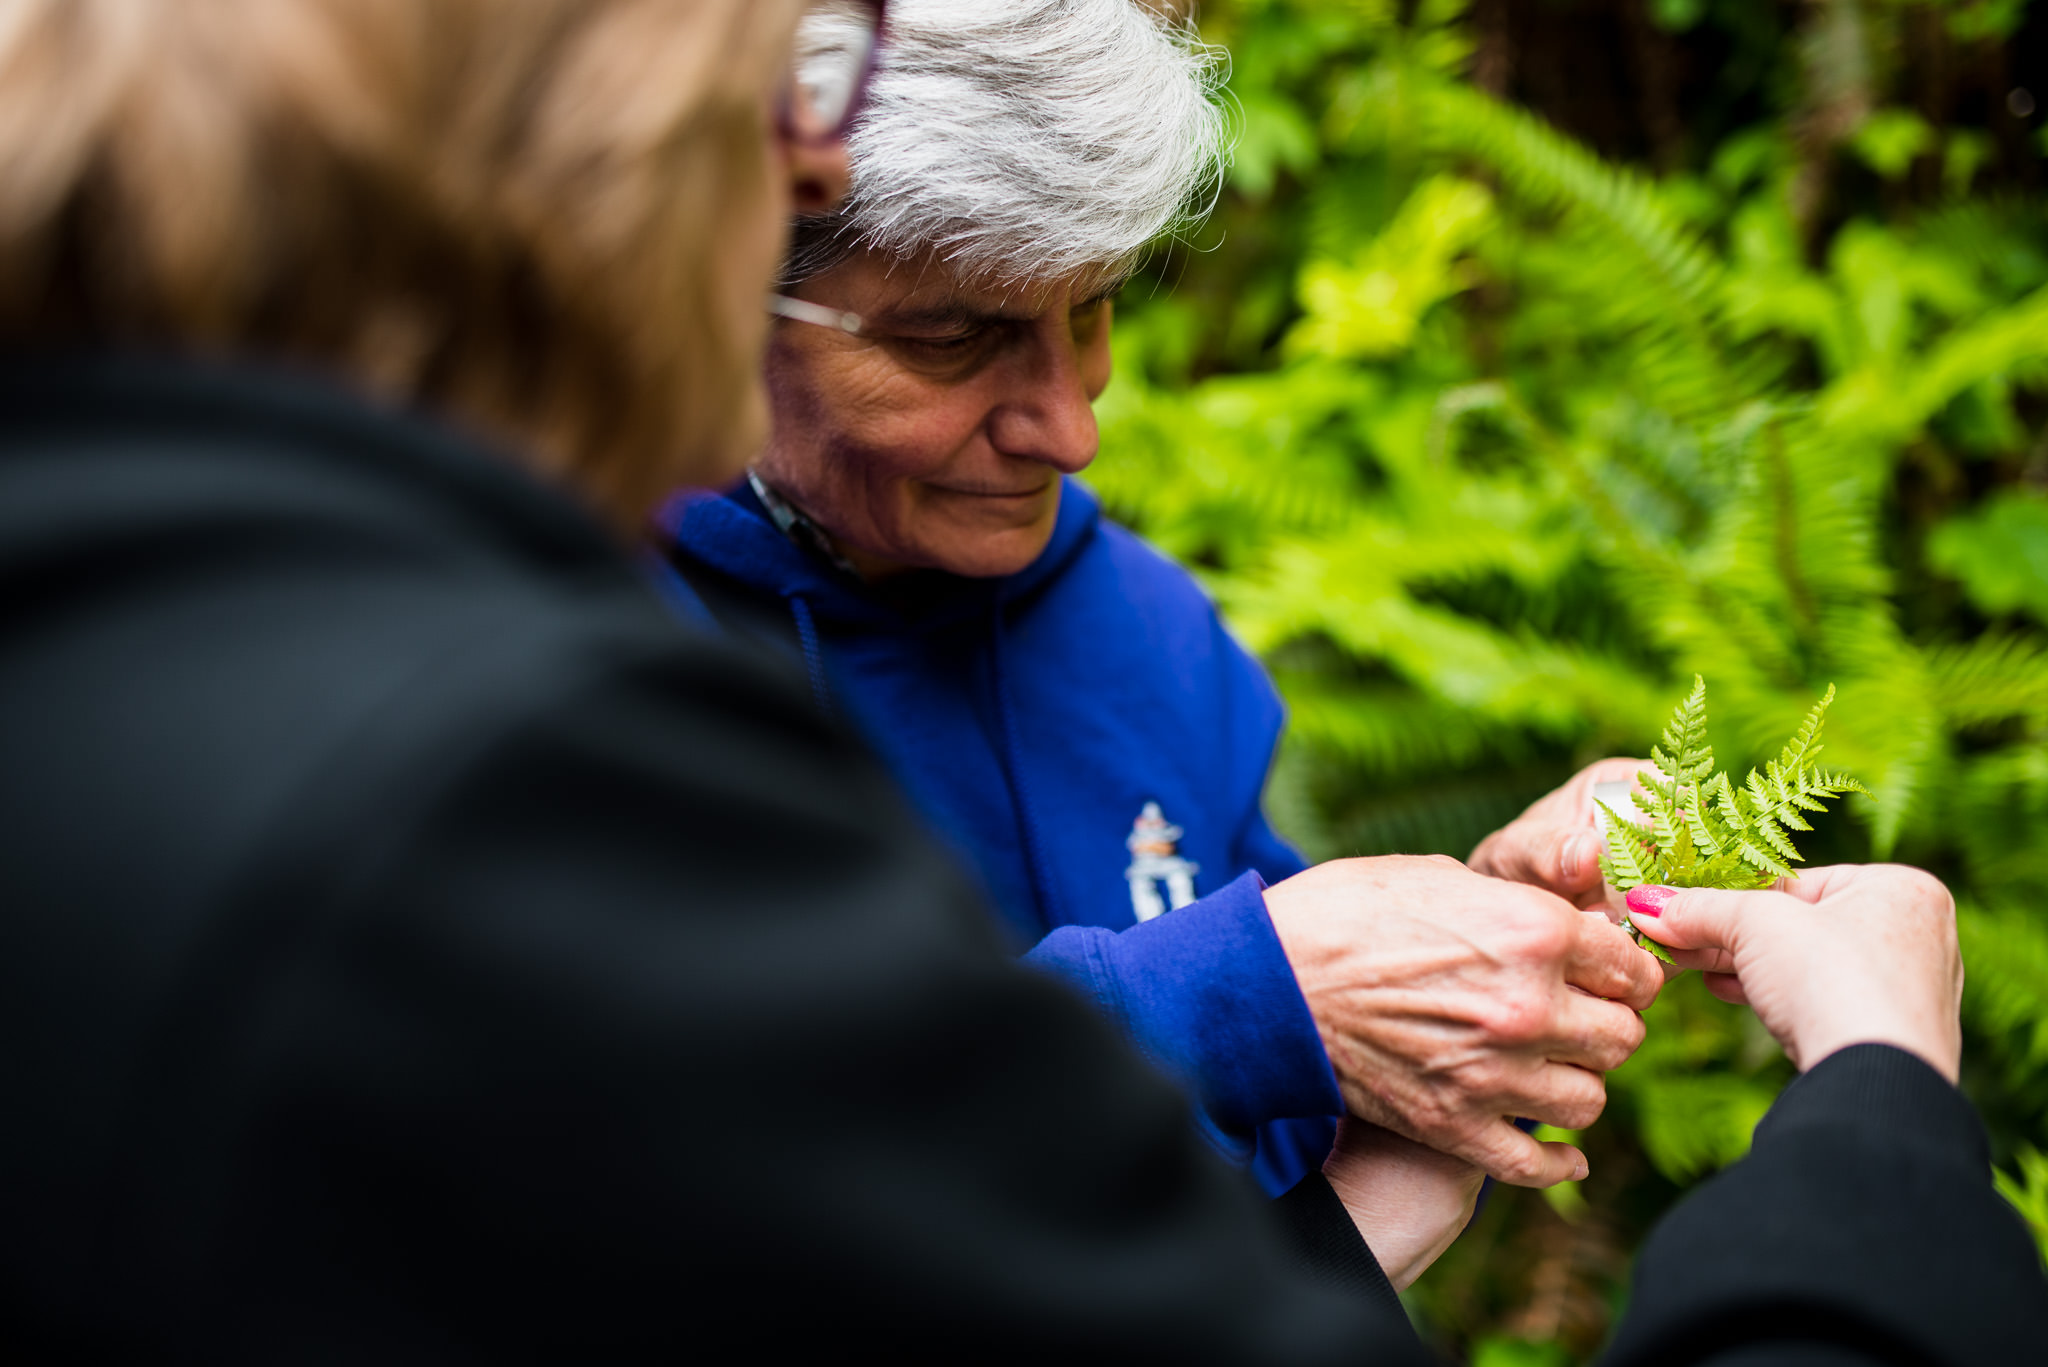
901, 332, 980, 352
889, 330, 993, 366
1073, 299, 1115, 339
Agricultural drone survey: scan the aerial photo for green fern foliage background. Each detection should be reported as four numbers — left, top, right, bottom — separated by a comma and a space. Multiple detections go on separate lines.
1095, 1, 2048, 1359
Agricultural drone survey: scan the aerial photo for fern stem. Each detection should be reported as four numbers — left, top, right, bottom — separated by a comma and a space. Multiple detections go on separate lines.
1766, 419, 1820, 647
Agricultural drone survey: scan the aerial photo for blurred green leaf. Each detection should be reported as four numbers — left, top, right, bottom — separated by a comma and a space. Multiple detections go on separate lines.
1650, 0, 1708, 32
1945, 129, 1996, 197
1961, 902, 2048, 1069
1946, 0, 2033, 42
1851, 108, 1936, 181
1472, 1338, 1574, 1367
1231, 91, 1321, 201
1929, 493, 2048, 626
1994, 1147, 2048, 1266
1136, 3, 2048, 1358
1289, 174, 1494, 359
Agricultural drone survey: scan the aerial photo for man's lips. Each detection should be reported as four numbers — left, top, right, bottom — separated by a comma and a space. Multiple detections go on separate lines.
928, 481, 1056, 500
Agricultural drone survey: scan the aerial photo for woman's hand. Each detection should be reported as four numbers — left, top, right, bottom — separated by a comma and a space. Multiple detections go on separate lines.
1627, 864, 1964, 1081
1321, 1119, 1487, 1292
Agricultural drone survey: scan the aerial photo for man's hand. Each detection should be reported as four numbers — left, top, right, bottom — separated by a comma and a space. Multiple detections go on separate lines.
1629, 865, 1964, 1081
1321, 1118, 1486, 1292
1469, 758, 1649, 909
1264, 856, 1662, 1188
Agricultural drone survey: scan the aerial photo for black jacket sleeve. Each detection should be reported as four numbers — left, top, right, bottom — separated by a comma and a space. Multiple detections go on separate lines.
1602, 1044, 2048, 1367
1274, 1171, 1411, 1320
75, 619, 1427, 1364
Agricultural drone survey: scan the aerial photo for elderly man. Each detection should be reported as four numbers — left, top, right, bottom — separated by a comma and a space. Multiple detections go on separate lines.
658, 0, 1658, 1201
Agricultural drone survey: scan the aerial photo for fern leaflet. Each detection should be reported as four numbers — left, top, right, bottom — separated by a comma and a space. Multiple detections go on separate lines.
1599, 677, 1872, 956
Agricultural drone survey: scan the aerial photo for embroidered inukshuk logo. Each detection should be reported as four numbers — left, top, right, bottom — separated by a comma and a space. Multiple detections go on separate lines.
1124, 802, 1199, 923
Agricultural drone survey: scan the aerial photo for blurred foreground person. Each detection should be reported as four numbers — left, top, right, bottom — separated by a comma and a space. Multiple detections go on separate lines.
0, 2, 2042, 1364
660, 0, 1661, 1200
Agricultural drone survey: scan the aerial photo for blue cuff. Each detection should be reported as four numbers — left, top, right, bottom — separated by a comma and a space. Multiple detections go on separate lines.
1026, 871, 1341, 1157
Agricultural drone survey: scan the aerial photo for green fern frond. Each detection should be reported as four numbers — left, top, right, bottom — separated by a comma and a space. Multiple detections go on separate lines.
1417, 80, 1725, 336
1923, 634, 2048, 729
1827, 283, 2048, 446
1698, 685, 1869, 880
1742, 821, 1802, 875
1776, 684, 1836, 774
1661, 675, 1713, 759
1599, 678, 1868, 925
1626, 1071, 1777, 1183
1597, 799, 1658, 887
1413, 78, 1776, 435
1958, 902, 2048, 1070
1270, 675, 1525, 780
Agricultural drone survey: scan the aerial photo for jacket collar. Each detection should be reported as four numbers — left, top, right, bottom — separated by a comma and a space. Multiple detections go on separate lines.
658, 474, 1103, 632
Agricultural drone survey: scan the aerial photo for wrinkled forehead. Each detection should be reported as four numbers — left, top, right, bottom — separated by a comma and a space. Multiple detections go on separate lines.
853, 249, 1126, 321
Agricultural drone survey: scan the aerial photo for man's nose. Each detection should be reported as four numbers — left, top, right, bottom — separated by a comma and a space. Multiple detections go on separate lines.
985, 325, 1100, 473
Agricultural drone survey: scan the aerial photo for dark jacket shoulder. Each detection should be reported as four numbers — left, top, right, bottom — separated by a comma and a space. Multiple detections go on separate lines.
0, 356, 1407, 1362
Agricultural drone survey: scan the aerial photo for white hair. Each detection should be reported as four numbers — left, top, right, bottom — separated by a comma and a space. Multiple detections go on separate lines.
786, 0, 1231, 287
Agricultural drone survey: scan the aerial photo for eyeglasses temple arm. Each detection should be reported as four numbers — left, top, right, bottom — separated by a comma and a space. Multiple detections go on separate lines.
767, 293, 864, 335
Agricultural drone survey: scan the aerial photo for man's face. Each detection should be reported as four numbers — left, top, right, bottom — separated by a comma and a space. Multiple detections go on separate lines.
755, 248, 1116, 579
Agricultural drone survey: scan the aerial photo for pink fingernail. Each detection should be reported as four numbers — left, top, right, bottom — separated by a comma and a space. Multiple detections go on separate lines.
1626, 885, 1675, 917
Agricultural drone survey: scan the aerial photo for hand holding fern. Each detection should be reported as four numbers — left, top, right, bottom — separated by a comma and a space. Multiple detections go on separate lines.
1469, 756, 1652, 909
1629, 865, 1964, 1082
1264, 855, 1664, 1188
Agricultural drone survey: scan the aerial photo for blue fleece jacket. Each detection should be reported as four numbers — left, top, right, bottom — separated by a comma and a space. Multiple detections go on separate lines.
654, 477, 1342, 1194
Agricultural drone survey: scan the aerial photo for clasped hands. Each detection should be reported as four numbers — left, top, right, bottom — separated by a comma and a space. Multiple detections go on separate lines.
1262, 758, 1964, 1290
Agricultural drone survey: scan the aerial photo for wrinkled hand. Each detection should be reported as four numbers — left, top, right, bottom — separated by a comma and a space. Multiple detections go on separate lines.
1469, 758, 1649, 909
1322, 1118, 1485, 1292
1264, 855, 1662, 1188
1629, 864, 1964, 1081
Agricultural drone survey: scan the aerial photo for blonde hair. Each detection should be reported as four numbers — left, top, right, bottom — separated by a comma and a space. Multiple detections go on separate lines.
0, 0, 804, 525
